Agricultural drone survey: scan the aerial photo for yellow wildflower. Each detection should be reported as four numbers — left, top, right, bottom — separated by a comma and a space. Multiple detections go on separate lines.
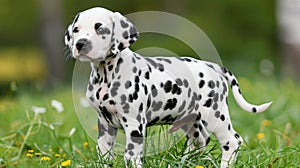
262, 120, 271, 126
27, 149, 34, 153
35, 152, 42, 157
41, 156, 51, 161
196, 166, 204, 168
26, 153, 33, 157
61, 159, 71, 167
83, 142, 89, 149
256, 133, 265, 139
54, 153, 61, 158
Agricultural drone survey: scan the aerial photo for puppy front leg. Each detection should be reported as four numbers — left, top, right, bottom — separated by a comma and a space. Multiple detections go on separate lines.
96, 114, 117, 164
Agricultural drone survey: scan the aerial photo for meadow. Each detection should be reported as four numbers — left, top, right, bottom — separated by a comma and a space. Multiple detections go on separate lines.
0, 77, 299, 168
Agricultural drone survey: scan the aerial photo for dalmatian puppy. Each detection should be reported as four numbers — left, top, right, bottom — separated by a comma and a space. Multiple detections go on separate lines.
65, 7, 272, 168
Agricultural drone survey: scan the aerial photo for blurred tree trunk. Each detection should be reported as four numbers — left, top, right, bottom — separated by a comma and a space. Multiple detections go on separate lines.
39, 0, 64, 87
278, 0, 300, 81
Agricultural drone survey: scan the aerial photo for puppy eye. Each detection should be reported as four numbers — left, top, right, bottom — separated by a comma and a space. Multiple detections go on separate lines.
94, 22, 102, 30
73, 27, 79, 33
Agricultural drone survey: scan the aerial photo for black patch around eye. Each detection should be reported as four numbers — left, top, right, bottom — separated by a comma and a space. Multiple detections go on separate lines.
73, 27, 79, 33
94, 22, 102, 30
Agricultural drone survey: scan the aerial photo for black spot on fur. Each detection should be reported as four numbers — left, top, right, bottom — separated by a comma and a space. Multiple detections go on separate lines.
164, 80, 172, 93
139, 103, 143, 113
235, 133, 240, 139
203, 99, 212, 108
147, 116, 160, 126
208, 81, 215, 89
183, 79, 189, 88
151, 85, 158, 97
208, 90, 215, 97
231, 79, 238, 87
164, 98, 177, 110
152, 101, 163, 112
127, 143, 134, 150
199, 72, 204, 78
122, 31, 129, 39
199, 80, 205, 88
176, 78, 183, 86
125, 81, 132, 89
145, 71, 150, 80
88, 84, 93, 91
194, 132, 199, 138
101, 106, 113, 122
120, 20, 129, 28
145, 58, 157, 68
118, 42, 124, 51
223, 145, 229, 151
103, 94, 109, 101
215, 111, 220, 118
201, 120, 208, 127
220, 114, 225, 121
130, 130, 143, 144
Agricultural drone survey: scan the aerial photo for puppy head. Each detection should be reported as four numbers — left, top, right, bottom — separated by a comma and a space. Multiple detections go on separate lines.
64, 7, 139, 62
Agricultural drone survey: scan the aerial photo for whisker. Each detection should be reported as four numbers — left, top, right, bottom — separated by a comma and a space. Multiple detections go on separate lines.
64, 47, 72, 61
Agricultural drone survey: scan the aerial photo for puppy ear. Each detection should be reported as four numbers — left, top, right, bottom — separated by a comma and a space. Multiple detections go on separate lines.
64, 24, 73, 50
111, 12, 139, 55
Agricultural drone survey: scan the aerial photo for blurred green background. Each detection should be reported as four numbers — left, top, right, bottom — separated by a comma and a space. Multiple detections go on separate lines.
0, 0, 285, 90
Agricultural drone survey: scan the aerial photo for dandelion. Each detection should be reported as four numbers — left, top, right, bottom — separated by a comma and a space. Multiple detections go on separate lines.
195, 166, 204, 168
26, 153, 33, 157
256, 133, 265, 139
61, 159, 71, 167
83, 142, 89, 149
262, 120, 271, 126
28, 149, 34, 153
51, 99, 64, 113
32, 106, 46, 114
54, 154, 61, 158
41, 156, 51, 161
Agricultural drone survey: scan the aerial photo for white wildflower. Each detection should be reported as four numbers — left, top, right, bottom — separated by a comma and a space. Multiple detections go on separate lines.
68, 128, 76, 137
51, 99, 64, 113
49, 124, 55, 130
31, 106, 46, 114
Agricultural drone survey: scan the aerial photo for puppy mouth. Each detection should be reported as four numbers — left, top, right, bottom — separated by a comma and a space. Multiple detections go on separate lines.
78, 55, 92, 61
76, 54, 103, 62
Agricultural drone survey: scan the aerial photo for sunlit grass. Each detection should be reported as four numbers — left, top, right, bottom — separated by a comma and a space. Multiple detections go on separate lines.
0, 78, 299, 167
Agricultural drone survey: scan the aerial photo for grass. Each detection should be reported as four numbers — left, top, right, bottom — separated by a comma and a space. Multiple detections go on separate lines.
0, 77, 299, 168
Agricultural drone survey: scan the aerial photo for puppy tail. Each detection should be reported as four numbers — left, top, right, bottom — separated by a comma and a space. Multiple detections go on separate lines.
218, 65, 272, 113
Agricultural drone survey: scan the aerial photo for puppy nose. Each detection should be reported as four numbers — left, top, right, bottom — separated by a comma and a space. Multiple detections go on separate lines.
76, 38, 88, 51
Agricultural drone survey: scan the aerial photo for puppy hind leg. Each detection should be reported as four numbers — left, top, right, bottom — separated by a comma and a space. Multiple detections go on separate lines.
124, 123, 146, 168
214, 125, 242, 168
